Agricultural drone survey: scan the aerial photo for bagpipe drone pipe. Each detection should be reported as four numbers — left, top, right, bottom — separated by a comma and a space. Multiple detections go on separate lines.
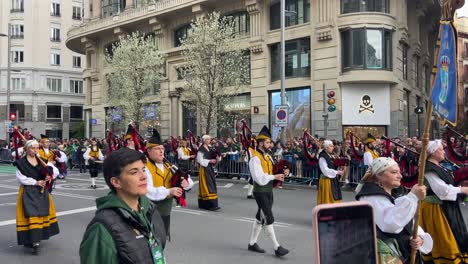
164, 157, 188, 207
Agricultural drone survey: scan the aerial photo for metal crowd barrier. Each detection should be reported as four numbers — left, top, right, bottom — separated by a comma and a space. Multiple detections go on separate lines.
166, 153, 368, 187
0, 149, 13, 164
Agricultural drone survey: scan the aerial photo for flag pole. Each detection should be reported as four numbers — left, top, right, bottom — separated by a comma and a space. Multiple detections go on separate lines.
409, 1, 463, 263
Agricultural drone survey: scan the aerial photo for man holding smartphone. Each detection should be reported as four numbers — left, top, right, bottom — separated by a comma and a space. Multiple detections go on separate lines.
247, 126, 289, 257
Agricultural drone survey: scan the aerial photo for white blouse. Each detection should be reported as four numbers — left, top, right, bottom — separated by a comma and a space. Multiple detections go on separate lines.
425, 171, 462, 201
359, 193, 433, 254
16, 161, 59, 186
319, 155, 338, 179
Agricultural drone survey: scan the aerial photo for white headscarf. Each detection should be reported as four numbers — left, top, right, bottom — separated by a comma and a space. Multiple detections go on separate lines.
323, 140, 333, 148
371, 157, 398, 176
22, 140, 39, 157
427, 139, 442, 155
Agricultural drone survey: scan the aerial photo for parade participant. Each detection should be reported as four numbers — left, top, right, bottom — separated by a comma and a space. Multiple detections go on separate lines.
197, 134, 221, 210
55, 145, 68, 179
83, 138, 104, 189
363, 133, 379, 167
177, 139, 194, 173
39, 134, 55, 164
247, 125, 289, 257
145, 129, 193, 239
80, 148, 167, 264
356, 157, 432, 263
123, 124, 137, 151
317, 140, 344, 204
14, 139, 60, 254
420, 140, 468, 264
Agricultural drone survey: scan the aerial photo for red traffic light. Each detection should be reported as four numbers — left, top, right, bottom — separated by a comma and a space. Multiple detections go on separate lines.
9, 113, 16, 121
327, 91, 335, 98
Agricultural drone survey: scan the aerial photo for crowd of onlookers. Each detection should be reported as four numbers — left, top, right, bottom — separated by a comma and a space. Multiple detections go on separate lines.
1, 134, 465, 185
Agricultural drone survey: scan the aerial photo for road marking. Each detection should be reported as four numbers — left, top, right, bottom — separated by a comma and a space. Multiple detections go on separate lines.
0, 192, 17, 196
0, 206, 98, 227
65, 177, 106, 183
218, 183, 234, 188
0, 202, 16, 206
240, 217, 292, 226
2, 179, 17, 182
0, 183, 98, 200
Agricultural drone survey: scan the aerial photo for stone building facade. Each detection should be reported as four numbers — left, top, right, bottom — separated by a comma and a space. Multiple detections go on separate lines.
66, 0, 441, 140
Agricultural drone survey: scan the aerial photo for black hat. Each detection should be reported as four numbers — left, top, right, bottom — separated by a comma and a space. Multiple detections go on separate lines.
146, 129, 161, 149
256, 125, 271, 141
365, 133, 376, 144
40, 134, 49, 142
124, 124, 132, 141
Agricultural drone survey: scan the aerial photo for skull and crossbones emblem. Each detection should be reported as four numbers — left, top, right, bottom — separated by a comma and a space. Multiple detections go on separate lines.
359, 95, 374, 113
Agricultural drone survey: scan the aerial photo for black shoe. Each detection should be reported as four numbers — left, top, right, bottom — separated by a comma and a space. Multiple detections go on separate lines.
248, 243, 265, 253
32, 243, 40, 255
208, 206, 221, 211
247, 195, 254, 199
275, 246, 289, 257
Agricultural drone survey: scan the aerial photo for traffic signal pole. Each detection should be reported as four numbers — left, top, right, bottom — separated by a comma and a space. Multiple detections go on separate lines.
322, 83, 328, 139
5, 23, 11, 142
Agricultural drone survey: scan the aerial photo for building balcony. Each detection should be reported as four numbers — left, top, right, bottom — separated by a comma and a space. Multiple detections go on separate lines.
66, 0, 207, 54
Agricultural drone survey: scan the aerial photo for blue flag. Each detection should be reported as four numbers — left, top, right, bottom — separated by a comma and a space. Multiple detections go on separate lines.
431, 22, 458, 126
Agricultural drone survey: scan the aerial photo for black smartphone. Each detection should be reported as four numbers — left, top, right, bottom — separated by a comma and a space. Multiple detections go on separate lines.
312, 201, 378, 264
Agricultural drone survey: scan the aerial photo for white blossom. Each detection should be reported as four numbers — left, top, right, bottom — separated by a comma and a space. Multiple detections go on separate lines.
179, 12, 250, 134
106, 32, 164, 127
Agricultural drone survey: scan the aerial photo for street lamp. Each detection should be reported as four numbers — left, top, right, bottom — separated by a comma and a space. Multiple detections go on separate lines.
280, 0, 296, 143
0, 23, 11, 142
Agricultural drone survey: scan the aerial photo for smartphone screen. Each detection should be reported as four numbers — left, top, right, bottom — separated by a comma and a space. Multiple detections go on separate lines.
317, 205, 377, 264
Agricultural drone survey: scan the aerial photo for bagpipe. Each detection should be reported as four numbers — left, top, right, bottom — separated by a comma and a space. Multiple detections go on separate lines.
347, 131, 364, 162
187, 130, 198, 157
444, 126, 467, 166
444, 126, 467, 186
237, 119, 287, 188
302, 128, 319, 166
163, 157, 188, 207
170, 136, 179, 155
12, 126, 54, 193
106, 129, 120, 155
129, 122, 147, 154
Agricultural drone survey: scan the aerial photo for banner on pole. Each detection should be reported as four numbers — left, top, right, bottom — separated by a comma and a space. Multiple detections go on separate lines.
431, 22, 458, 126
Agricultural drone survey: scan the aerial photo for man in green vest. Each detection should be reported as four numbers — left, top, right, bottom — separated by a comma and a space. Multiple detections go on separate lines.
247, 125, 290, 257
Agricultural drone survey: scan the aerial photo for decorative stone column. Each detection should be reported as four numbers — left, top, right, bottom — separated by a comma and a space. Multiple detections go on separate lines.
149, 17, 165, 49
169, 89, 181, 136
246, 0, 263, 53
316, 0, 335, 41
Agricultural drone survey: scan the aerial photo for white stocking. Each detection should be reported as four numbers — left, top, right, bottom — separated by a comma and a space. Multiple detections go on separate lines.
91, 177, 96, 186
265, 224, 280, 250
247, 184, 254, 196
249, 220, 263, 245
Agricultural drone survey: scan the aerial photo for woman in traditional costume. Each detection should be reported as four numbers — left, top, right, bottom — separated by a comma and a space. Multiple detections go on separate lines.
14, 140, 60, 254
356, 157, 432, 264
420, 140, 468, 264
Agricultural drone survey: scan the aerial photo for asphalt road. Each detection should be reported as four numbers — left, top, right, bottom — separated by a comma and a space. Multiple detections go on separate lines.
0, 166, 466, 264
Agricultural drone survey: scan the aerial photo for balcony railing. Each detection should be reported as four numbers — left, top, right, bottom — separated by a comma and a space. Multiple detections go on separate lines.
11, 34, 24, 39
68, 0, 205, 39
51, 12, 61, 17
10, 8, 24, 13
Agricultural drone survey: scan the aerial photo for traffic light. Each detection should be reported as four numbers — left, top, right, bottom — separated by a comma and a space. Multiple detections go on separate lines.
327, 91, 336, 112
9, 112, 16, 121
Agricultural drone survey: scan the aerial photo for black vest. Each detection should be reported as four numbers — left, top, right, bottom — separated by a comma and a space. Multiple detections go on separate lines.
90, 204, 167, 264
14, 157, 45, 181
425, 162, 468, 252
318, 151, 342, 200
356, 183, 419, 264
